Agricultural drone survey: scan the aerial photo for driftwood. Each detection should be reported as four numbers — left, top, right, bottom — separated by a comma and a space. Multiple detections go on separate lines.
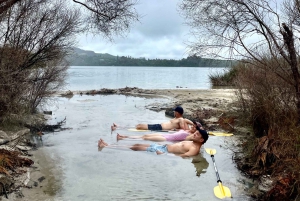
25, 117, 66, 132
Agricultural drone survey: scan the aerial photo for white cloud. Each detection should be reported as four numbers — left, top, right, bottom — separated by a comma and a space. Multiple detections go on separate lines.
76, 0, 190, 60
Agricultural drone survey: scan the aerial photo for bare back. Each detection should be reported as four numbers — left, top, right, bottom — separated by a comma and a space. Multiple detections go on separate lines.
161, 117, 185, 130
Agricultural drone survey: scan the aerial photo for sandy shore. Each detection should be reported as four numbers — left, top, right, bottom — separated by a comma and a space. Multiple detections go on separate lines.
149, 88, 236, 114
12, 88, 237, 200
64, 88, 237, 119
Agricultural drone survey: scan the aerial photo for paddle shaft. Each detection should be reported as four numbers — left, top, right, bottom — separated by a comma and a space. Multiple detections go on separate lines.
211, 155, 222, 183
206, 148, 232, 199
211, 154, 228, 197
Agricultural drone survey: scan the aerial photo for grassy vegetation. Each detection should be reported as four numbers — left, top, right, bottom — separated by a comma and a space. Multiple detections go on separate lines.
209, 64, 240, 86
214, 61, 300, 200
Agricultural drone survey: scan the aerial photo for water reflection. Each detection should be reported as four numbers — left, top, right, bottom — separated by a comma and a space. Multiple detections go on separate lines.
191, 154, 209, 177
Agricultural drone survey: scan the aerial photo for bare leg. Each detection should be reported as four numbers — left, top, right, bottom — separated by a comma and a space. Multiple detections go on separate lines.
98, 138, 151, 149
117, 133, 145, 141
97, 140, 166, 155
117, 133, 164, 141
143, 136, 167, 142
117, 133, 129, 140
98, 138, 135, 150
111, 123, 135, 131
136, 124, 148, 130
130, 144, 150, 151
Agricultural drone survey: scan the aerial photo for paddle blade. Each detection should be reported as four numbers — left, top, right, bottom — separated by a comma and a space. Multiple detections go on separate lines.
209, 132, 234, 137
205, 148, 216, 155
214, 183, 232, 199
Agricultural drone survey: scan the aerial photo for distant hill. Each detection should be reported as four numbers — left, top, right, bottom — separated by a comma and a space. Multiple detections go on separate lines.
67, 47, 235, 67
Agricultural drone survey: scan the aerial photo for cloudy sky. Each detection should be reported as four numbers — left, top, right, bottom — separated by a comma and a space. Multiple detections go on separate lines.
77, 0, 191, 60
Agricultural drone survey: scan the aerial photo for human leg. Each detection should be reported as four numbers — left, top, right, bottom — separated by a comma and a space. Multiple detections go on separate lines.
147, 124, 163, 131
143, 143, 168, 154
143, 135, 167, 142
117, 133, 143, 140
130, 143, 150, 151
154, 144, 168, 155
98, 140, 167, 155
98, 138, 133, 149
117, 133, 165, 141
136, 124, 148, 130
111, 123, 136, 131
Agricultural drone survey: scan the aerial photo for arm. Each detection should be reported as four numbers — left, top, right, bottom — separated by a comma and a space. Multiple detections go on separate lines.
178, 118, 187, 130
184, 118, 194, 126
182, 118, 194, 130
179, 147, 198, 158
184, 134, 194, 141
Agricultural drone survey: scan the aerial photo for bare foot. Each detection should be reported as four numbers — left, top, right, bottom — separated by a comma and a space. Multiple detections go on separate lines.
111, 123, 118, 131
117, 133, 126, 141
111, 125, 116, 131
98, 138, 108, 148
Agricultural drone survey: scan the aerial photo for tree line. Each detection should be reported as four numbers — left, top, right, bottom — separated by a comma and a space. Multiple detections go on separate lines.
68, 48, 233, 67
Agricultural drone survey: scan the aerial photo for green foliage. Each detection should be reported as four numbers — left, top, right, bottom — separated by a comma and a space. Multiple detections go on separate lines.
209, 63, 240, 86
67, 48, 234, 67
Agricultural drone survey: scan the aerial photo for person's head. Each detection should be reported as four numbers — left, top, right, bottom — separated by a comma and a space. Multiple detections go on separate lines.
192, 126, 209, 144
173, 106, 184, 117
190, 121, 198, 132
195, 121, 203, 129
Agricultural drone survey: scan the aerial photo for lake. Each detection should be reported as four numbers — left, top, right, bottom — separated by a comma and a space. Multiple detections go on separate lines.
65, 66, 229, 91
34, 66, 253, 201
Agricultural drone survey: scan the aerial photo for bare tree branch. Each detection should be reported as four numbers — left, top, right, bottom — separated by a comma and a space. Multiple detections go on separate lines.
180, 0, 300, 122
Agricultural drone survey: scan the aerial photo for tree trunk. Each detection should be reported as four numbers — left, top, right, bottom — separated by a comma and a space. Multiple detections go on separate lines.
280, 23, 300, 124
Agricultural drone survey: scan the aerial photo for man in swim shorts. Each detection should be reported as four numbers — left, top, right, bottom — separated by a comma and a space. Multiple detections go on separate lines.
136, 106, 193, 131
146, 143, 169, 154
111, 106, 194, 131
117, 121, 200, 142
98, 126, 209, 157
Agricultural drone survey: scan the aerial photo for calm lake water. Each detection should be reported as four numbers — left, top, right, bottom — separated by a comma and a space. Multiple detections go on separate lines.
35, 66, 253, 201
65, 66, 229, 90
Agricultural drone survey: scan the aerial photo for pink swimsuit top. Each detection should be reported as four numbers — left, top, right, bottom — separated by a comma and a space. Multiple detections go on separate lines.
162, 130, 190, 141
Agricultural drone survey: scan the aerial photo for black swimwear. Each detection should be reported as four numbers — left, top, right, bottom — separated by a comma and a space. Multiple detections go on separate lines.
148, 124, 163, 130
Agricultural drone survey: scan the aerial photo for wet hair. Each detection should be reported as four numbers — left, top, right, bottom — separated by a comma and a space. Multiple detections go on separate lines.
196, 126, 209, 144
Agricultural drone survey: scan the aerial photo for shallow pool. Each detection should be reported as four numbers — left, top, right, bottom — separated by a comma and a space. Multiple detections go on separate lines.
36, 94, 253, 201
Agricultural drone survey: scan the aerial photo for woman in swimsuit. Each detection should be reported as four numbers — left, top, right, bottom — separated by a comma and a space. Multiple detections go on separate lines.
117, 121, 201, 142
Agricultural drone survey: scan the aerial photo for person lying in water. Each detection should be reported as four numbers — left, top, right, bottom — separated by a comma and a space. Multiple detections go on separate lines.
111, 106, 194, 131
117, 121, 205, 142
98, 126, 209, 157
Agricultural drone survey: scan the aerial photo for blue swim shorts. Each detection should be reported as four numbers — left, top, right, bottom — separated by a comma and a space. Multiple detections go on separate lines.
148, 124, 162, 130
146, 143, 168, 154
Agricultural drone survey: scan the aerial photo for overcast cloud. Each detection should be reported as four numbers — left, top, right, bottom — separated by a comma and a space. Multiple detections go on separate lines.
76, 0, 191, 60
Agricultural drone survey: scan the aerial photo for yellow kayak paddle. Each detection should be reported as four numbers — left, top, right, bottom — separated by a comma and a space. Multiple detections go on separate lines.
205, 148, 232, 199
208, 132, 233, 137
